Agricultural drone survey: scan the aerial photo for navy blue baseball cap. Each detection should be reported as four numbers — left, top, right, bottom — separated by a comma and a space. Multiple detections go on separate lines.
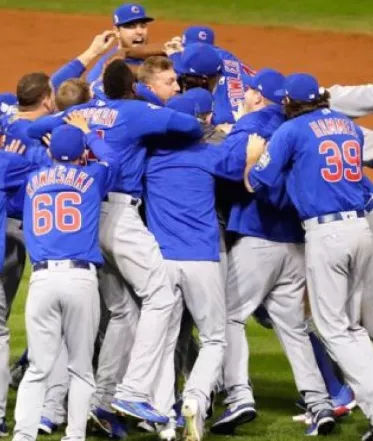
275, 73, 321, 102
182, 26, 215, 46
242, 68, 285, 104
167, 87, 214, 116
113, 4, 154, 27
175, 43, 222, 77
50, 125, 86, 162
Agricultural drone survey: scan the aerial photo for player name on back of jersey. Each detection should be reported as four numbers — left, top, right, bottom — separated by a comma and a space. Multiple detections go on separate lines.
26, 165, 94, 198
309, 116, 358, 138
77, 105, 118, 127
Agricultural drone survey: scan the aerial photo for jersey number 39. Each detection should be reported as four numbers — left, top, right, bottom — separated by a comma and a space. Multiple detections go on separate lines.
32, 192, 82, 236
319, 140, 362, 183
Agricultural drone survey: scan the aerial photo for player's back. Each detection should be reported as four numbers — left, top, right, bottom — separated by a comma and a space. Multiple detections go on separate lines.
145, 142, 221, 261
281, 108, 366, 219
23, 162, 107, 266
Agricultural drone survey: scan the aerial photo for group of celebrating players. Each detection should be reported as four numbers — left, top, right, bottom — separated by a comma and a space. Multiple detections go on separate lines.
0, 3, 373, 441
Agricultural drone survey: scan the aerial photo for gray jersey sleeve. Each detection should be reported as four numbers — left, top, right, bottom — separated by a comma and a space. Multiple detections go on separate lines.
329, 84, 373, 118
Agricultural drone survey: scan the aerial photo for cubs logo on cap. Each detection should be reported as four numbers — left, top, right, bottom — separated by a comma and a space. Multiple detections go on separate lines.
182, 26, 215, 46
113, 3, 154, 26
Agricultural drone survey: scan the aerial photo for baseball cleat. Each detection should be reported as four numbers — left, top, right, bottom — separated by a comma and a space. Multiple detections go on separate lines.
137, 420, 156, 432
38, 416, 58, 435
182, 398, 203, 441
89, 407, 128, 438
156, 417, 177, 441
111, 399, 169, 425
331, 385, 356, 411
0, 420, 8, 437
305, 409, 336, 436
211, 403, 257, 434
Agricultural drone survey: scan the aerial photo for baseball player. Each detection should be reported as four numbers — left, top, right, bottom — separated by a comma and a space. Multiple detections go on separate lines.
144, 89, 247, 441
87, 3, 154, 84
8, 76, 100, 436
89, 57, 180, 438
210, 69, 335, 436
244, 73, 373, 441
180, 26, 254, 125
165, 26, 253, 124
12, 115, 119, 441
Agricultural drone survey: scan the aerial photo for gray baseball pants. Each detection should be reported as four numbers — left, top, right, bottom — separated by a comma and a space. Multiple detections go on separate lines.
99, 194, 175, 403
154, 260, 226, 417
13, 264, 100, 441
224, 236, 331, 412
91, 262, 140, 411
304, 217, 373, 424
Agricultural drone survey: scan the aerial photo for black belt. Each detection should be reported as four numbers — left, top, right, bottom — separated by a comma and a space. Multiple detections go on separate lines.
33, 260, 92, 272
316, 210, 365, 224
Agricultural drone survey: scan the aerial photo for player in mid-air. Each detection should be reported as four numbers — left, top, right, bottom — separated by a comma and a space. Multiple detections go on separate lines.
244, 73, 373, 441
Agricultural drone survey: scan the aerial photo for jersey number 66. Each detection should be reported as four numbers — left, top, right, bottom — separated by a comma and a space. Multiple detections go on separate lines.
32, 191, 82, 236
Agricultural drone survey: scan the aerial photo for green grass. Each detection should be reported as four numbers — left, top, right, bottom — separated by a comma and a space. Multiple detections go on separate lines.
4, 266, 369, 440
1, 0, 373, 32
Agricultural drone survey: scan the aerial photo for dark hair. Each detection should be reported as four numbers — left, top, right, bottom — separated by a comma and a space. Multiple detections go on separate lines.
55, 78, 91, 111
16, 72, 52, 109
138, 56, 174, 84
103, 59, 135, 100
284, 89, 331, 119
178, 74, 219, 94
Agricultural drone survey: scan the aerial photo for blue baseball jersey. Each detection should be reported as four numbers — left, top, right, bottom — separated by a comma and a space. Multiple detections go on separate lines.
1, 115, 52, 164
212, 47, 255, 125
86, 47, 143, 84
29, 98, 202, 198
23, 132, 118, 265
226, 104, 304, 243
144, 137, 245, 261
1, 115, 52, 219
0, 93, 17, 119
0, 151, 38, 271
249, 108, 366, 220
